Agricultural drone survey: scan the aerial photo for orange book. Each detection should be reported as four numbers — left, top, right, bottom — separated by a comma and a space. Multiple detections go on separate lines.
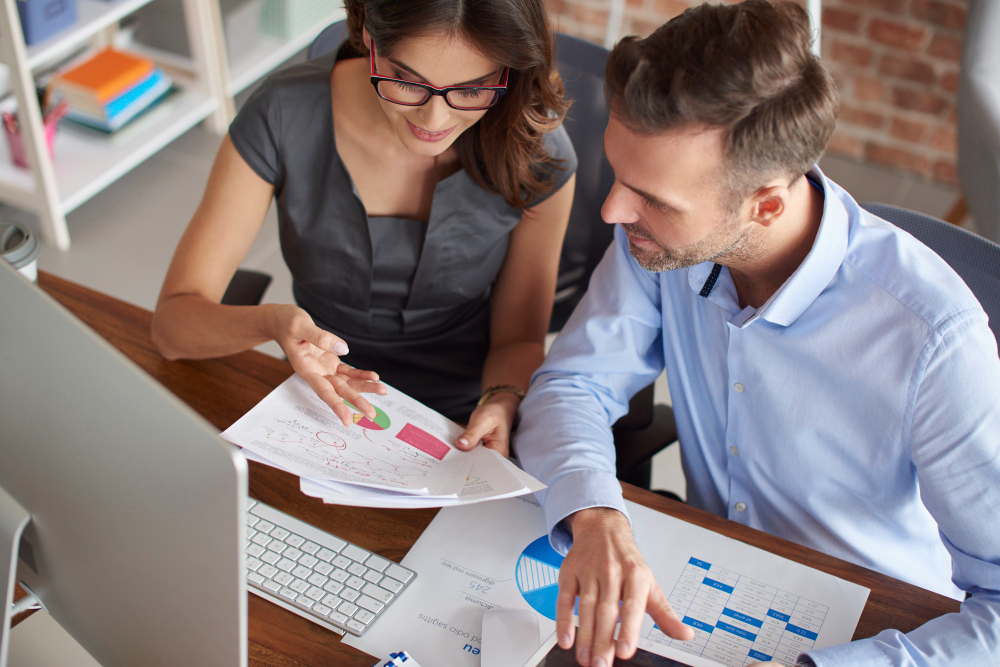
56, 48, 154, 104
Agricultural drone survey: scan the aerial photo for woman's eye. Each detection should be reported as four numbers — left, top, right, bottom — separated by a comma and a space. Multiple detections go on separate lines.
457, 88, 484, 99
395, 82, 423, 93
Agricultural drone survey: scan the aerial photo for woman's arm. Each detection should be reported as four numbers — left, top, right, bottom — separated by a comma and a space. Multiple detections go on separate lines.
151, 136, 383, 424
456, 174, 576, 454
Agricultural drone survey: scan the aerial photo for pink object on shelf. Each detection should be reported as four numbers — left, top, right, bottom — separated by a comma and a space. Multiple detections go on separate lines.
396, 423, 451, 461
2, 101, 67, 169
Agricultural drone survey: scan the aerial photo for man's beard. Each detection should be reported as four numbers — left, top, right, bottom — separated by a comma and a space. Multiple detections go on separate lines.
623, 215, 757, 273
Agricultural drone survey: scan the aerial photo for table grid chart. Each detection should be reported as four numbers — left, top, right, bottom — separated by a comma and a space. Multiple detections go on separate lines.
646, 558, 829, 667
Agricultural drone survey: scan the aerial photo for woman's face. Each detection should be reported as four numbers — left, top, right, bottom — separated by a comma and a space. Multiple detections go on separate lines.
365, 29, 505, 157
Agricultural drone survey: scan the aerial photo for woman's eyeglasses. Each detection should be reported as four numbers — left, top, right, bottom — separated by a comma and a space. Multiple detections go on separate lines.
369, 41, 508, 111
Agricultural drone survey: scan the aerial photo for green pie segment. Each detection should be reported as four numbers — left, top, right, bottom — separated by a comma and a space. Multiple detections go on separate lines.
344, 401, 391, 430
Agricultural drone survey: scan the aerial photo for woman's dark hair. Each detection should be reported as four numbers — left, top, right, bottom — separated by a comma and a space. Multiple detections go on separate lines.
605, 0, 838, 208
345, 0, 569, 209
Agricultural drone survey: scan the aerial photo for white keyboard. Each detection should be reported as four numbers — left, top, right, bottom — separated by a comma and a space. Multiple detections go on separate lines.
244, 499, 416, 637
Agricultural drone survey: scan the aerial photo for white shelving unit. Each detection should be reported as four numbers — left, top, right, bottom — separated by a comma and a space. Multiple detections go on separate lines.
0, 0, 232, 250
226, 6, 346, 96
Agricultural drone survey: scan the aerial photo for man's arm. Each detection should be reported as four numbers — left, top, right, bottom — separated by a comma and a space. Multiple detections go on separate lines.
516, 226, 693, 666
803, 313, 1000, 666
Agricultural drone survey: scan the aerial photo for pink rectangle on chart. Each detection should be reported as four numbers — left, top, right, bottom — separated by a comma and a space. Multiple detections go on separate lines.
397, 423, 450, 460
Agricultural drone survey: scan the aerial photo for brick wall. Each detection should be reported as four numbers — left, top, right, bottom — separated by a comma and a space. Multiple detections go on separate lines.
548, 0, 966, 186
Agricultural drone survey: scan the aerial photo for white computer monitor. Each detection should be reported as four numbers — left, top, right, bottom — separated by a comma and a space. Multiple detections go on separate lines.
0, 260, 248, 667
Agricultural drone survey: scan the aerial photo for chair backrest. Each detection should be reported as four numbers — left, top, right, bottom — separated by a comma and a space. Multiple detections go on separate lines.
305, 25, 616, 331
862, 203, 1000, 345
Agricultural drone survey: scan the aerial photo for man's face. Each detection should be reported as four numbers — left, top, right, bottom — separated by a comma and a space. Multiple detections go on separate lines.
602, 115, 758, 272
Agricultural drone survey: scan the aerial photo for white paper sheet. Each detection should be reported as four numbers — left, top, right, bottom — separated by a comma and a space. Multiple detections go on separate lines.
344, 497, 870, 667
222, 375, 474, 495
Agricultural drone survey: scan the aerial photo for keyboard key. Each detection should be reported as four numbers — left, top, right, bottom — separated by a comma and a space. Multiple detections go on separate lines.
274, 572, 293, 586
266, 541, 287, 555
276, 558, 296, 572
290, 579, 309, 593
260, 551, 280, 565
332, 555, 352, 569
255, 520, 274, 534
342, 544, 369, 563
279, 587, 297, 600
307, 573, 328, 587
365, 554, 390, 572
385, 564, 413, 583
246, 557, 262, 571
247, 572, 265, 585
346, 619, 366, 634
246, 514, 260, 527
340, 588, 359, 602
357, 595, 384, 613
285, 533, 305, 548
270, 527, 289, 541
328, 611, 349, 625
330, 569, 350, 583
322, 594, 341, 608
354, 609, 375, 624
317, 548, 337, 562
295, 595, 314, 609
337, 601, 358, 617
263, 580, 281, 592
362, 583, 394, 604
323, 581, 344, 595
251, 533, 272, 547
299, 554, 318, 569
380, 577, 404, 594
363, 570, 383, 584
314, 562, 333, 576
292, 565, 312, 579
258, 564, 278, 579
284, 547, 303, 561
301, 541, 320, 555
347, 562, 367, 576
313, 603, 331, 617
346, 576, 366, 590
247, 543, 266, 558
249, 503, 346, 552
306, 586, 326, 601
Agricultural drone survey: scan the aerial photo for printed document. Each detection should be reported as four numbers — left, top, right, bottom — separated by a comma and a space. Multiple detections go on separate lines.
344, 497, 869, 667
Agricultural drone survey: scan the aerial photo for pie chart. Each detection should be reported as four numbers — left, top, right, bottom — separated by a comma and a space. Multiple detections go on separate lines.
515, 536, 564, 620
344, 401, 391, 430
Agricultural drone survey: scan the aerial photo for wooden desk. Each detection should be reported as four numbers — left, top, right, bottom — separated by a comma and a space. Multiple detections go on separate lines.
35, 271, 960, 667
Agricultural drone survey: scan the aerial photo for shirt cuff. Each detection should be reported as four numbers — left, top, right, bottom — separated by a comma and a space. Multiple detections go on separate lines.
542, 468, 630, 555
806, 636, 891, 666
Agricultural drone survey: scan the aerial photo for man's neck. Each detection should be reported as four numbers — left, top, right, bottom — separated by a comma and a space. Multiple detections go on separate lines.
727, 176, 825, 310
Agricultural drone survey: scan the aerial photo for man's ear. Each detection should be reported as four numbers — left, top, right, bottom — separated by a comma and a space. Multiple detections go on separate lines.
749, 184, 789, 228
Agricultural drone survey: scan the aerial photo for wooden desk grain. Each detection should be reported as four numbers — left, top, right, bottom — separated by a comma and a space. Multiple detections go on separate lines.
36, 271, 960, 666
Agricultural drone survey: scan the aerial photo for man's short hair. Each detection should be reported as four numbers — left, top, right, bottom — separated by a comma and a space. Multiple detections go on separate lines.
605, 0, 838, 207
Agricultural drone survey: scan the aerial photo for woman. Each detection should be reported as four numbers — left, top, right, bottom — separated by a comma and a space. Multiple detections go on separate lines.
151, 0, 576, 456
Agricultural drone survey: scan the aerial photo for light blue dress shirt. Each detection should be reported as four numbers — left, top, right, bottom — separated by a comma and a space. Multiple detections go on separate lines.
516, 168, 1000, 666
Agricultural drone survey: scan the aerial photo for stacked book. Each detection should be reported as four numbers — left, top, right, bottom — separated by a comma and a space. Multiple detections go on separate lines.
54, 48, 173, 133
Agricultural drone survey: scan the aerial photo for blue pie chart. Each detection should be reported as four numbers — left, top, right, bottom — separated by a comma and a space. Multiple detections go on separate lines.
515, 536, 565, 620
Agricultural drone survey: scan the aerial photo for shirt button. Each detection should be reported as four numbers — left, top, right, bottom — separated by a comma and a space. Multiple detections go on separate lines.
735, 502, 747, 512
734, 383, 744, 393
730, 446, 738, 456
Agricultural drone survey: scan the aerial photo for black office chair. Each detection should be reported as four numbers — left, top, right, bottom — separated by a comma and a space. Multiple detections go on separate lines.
225, 24, 680, 489
862, 203, 1000, 346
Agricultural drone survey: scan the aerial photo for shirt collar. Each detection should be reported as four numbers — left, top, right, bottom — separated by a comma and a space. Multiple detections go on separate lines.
686, 166, 849, 328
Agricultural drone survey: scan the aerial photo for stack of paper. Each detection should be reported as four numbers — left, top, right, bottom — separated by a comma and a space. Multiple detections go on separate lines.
221, 375, 545, 508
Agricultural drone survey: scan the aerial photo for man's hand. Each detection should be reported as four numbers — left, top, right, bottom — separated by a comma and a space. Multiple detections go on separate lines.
558, 508, 693, 666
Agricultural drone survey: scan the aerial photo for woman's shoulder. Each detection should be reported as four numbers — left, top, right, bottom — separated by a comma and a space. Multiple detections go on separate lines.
252, 54, 337, 106
541, 122, 577, 166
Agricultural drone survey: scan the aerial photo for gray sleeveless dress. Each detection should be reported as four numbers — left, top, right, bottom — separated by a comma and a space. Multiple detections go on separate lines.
229, 49, 577, 422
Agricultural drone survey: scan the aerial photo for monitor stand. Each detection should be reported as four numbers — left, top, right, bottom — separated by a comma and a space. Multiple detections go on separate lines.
0, 484, 30, 667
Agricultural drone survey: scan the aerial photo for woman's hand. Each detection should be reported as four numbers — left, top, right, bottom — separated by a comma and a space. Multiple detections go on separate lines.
268, 304, 385, 425
455, 392, 521, 457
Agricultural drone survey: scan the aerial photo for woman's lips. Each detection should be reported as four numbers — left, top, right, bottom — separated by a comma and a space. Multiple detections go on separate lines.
406, 118, 456, 143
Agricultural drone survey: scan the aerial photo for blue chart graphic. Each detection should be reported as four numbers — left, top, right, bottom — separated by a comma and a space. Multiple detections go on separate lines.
515, 536, 564, 620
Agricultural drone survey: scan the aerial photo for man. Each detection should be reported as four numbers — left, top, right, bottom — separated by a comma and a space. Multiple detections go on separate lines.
516, 2, 1000, 666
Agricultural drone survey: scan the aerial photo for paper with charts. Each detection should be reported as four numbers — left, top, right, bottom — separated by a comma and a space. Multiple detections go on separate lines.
344, 496, 869, 667
221, 375, 543, 505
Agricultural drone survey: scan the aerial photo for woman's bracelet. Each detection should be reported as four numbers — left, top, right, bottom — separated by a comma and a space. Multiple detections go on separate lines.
477, 384, 526, 408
